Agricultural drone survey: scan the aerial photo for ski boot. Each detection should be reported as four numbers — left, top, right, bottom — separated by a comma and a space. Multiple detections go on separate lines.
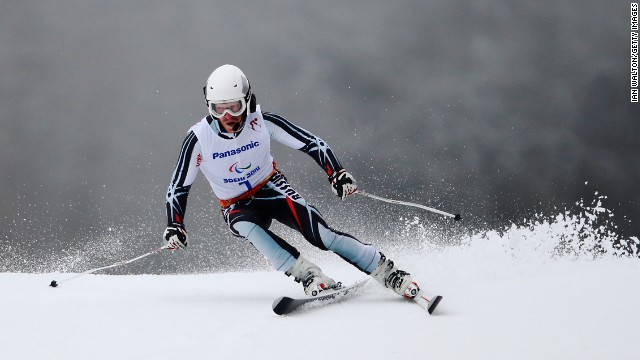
286, 256, 341, 296
370, 253, 420, 299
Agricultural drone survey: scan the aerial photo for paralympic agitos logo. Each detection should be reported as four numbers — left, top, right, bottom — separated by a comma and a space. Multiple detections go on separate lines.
229, 162, 251, 174
212, 141, 260, 160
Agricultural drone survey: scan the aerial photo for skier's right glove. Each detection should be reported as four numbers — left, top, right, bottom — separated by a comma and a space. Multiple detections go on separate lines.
163, 223, 188, 250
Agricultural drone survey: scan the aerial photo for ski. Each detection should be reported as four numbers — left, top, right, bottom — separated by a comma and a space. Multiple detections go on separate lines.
272, 280, 369, 315
412, 289, 443, 315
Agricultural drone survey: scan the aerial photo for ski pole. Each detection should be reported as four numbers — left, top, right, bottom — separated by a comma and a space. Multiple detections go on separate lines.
49, 244, 170, 287
355, 190, 461, 221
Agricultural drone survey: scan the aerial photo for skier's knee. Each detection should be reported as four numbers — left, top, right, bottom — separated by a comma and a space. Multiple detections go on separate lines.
232, 221, 258, 238
316, 224, 337, 250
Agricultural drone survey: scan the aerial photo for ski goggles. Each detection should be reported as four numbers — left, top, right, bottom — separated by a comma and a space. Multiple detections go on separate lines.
209, 98, 246, 117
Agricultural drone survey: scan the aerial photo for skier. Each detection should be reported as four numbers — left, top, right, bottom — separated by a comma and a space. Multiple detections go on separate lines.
164, 64, 421, 299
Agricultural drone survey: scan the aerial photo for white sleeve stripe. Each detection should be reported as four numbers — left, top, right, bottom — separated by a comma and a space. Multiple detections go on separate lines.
263, 112, 343, 174
263, 112, 315, 143
171, 131, 198, 186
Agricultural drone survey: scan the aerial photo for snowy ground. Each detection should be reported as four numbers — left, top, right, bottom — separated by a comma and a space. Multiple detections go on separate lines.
3, 240, 639, 359
3, 198, 639, 359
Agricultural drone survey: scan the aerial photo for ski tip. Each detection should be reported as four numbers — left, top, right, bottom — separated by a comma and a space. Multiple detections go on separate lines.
271, 280, 369, 315
428, 295, 443, 315
272, 296, 284, 310
272, 296, 294, 315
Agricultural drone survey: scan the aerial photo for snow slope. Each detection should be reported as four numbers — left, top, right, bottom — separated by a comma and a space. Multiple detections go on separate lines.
2, 199, 639, 359
2, 258, 638, 359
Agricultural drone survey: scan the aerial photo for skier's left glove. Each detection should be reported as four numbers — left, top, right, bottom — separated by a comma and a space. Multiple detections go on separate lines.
329, 169, 357, 200
163, 223, 187, 250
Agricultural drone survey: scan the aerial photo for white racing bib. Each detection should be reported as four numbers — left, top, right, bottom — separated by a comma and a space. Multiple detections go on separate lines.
190, 105, 274, 201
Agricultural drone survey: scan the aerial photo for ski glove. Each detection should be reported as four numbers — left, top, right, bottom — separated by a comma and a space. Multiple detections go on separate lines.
329, 169, 357, 200
163, 223, 187, 250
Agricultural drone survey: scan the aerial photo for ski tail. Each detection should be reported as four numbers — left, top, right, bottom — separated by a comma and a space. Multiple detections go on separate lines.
427, 295, 443, 315
413, 290, 443, 315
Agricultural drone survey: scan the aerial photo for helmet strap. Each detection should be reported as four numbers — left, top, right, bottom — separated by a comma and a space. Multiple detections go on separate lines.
248, 93, 257, 113
231, 118, 243, 132
202, 85, 207, 106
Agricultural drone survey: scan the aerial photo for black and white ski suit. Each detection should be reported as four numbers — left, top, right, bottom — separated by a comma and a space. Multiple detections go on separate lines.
166, 105, 381, 274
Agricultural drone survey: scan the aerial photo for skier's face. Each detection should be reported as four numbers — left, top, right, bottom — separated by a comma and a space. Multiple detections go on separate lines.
219, 112, 244, 133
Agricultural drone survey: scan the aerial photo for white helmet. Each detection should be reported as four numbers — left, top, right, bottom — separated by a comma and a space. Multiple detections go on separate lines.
204, 64, 253, 119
